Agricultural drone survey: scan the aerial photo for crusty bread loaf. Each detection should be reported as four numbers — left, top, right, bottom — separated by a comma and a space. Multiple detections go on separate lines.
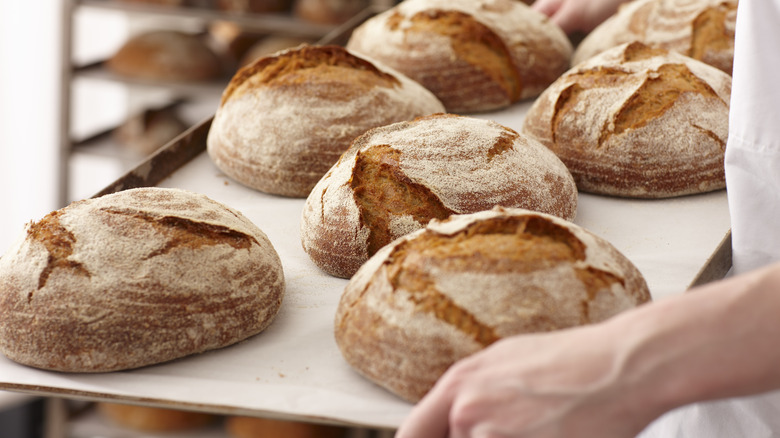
293, 0, 368, 25
301, 113, 578, 279
335, 206, 651, 402
207, 44, 445, 198
98, 403, 216, 432
106, 30, 223, 82
225, 416, 347, 438
572, 0, 737, 74
522, 42, 730, 198
345, 0, 573, 113
0, 187, 285, 372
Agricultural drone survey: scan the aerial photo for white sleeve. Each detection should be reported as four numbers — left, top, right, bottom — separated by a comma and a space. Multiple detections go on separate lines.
640, 2, 780, 436
725, 0, 780, 275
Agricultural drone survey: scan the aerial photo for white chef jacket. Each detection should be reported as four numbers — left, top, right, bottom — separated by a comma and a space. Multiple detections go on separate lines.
638, 0, 780, 435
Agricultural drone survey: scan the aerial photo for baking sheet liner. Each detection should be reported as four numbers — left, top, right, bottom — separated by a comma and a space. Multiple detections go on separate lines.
0, 101, 732, 429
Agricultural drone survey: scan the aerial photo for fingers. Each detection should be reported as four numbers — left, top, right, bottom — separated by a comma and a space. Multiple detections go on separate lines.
532, 0, 581, 34
548, 2, 583, 34
532, 0, 564, 17
534, 0, 626, 35
394, 377, 455, 438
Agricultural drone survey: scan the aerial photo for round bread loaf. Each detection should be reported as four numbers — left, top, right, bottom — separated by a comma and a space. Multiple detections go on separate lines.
335, 206, 651, 402
293, 0, 368, 25
572, 0, 737, 74
345, 0, 573, 113
207, 44, 445, 198
106, 30, 223, 82
98, 403, 216, 432
225, 416, 347, 438
522, 42, 730, 198
0, 187, 285, 372
301, 113, 578, 279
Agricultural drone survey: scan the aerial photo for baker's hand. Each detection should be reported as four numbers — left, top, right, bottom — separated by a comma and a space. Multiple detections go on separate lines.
394, 325, 652, 438
533, 0, 627, 34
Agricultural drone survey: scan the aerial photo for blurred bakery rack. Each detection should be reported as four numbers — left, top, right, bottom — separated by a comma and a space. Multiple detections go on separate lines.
46, 3, 397, 437
58, 0, 397, 206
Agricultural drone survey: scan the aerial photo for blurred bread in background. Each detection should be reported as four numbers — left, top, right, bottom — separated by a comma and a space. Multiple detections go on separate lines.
106, 29, 223, 81
98, 403, 217, 432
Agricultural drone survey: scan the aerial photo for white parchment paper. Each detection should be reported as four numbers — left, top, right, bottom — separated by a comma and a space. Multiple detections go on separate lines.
0, 102, 731, 429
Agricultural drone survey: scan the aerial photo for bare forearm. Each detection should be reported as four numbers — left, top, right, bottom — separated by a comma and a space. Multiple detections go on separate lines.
611, 263, 780, 420
396, 264, 780, 438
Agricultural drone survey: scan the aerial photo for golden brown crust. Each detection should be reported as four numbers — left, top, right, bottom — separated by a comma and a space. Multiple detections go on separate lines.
350, 145, 456, 256
573, 0, 737, 74
0, 188, 285, 372
220, 45, 400, 106
335, 207, 651, 402
522, 42, 731, 198
346, 0, 572, 113
301, 114, 578, 279
106, 30, 222, 82
207, 45, 445, 198
225, 416, 347, 438
98, 403, 216, 432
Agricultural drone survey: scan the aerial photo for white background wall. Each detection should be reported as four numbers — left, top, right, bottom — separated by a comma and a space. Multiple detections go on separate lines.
0, 2, 63, 254
0, 2, 134, 255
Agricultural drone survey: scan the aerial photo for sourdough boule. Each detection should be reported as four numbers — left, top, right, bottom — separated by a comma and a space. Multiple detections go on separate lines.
301, 113, 578, 279
0, 187, 285, 372
335, 207, 651, 402
522, 42, 730, 198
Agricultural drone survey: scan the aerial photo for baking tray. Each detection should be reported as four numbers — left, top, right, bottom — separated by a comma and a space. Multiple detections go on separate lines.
0, 99, 732, 431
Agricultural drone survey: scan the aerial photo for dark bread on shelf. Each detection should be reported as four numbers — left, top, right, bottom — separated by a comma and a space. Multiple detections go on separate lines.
98, 403, 217, 432
293, 0, 368, 25
106, 30, 223, 82
225, 416, 347, 438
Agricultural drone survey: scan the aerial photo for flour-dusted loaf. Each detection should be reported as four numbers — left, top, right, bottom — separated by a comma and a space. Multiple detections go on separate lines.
572, 0, 737, 74
207, 44, 445, 198
522, 42, 730, 198
106, 30, 223, 82
335, 207, 651, 402
345, 0, 573, 113
0, 187, 285, 372
301, 113, 578, 279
